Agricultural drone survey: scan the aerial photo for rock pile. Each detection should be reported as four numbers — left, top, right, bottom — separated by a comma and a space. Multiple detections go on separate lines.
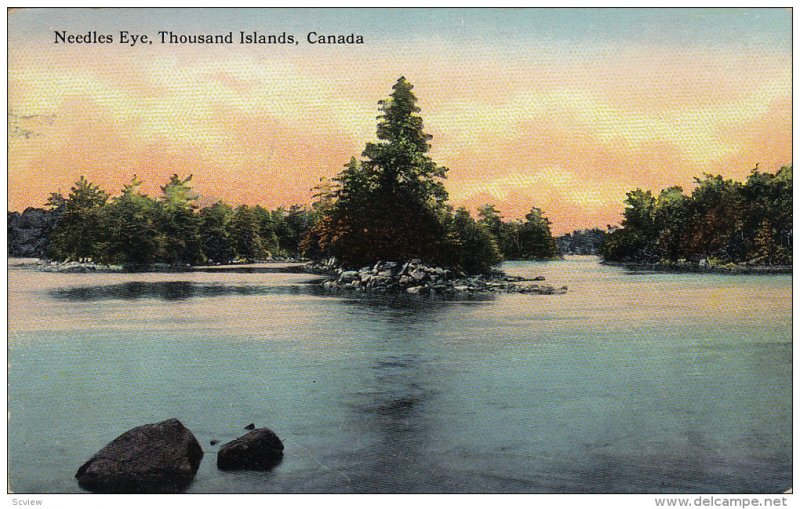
318, 259, 567, 296
76, 419, 285, 493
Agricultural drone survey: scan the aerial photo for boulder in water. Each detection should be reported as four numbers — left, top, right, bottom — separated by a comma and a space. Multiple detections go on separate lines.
75, 418, 203, 493
217, 428, 284, 471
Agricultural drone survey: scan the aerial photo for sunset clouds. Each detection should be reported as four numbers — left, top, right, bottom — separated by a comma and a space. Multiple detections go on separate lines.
8, 8, 791, 233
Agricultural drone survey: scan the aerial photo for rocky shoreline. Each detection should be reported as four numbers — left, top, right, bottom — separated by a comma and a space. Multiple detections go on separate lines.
14, 258, 304, 273
24, 259, 126, 273
306, 259, 568, 296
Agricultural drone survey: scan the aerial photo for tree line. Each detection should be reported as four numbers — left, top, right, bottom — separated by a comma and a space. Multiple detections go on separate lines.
600, 165, 792, 267
26, 174, 317, 267
9, 78, 559, 272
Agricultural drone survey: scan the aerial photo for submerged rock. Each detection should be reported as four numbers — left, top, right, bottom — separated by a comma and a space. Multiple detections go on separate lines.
217, 428, 284, 471
75, 418, 203, 493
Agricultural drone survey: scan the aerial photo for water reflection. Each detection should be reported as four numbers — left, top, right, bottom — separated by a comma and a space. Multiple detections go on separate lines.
48, 281, 496, 305
348, 352, 436, 492
49, 281, 321, 301
334, 298, 465, 492
191, 265, 309, 274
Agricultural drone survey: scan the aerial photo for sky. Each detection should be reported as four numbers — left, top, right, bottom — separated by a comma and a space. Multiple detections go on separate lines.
7, 8, 792, 234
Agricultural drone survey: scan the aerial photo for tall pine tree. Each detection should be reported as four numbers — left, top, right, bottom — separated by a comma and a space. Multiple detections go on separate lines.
312, 77, 450, 268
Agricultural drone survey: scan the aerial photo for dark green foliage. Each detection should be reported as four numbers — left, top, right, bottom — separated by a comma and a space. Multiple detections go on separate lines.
158, 174, 204, 265
253, 206, 280, 255
309, 78, 451, 269
517, 207, 559, 259
272, 205, 315, 258
477, 204, 558, 261
601, 165, 792, 266
230, 205, 268, 262
36, 174, 319, 266
739, 165, 792, 265
441, 207, 502, 274
102, 176, 161, 266
199, 202, 236, 264
45, 176, 109, 262
476, 204, 504, 245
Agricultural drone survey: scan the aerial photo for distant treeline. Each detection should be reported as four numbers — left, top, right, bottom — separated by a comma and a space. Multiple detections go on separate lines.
600, 165, 792, 266
9, 175, 317, 266
555, 228, 606, 255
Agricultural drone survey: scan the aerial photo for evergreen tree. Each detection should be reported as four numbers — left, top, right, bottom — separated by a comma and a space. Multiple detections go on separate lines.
102, 176, 161, 266
442, 207, 502, 274
45, 176, 108, 261
230, 205, 268, 262
253, 205, 281, 255
199, 201, 236, 264
159, 174, 204, 265
517, 206, 558, 259
315, 77, 450, 268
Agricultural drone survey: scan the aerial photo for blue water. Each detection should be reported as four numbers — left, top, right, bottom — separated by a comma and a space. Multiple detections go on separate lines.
7, 257, 792, 493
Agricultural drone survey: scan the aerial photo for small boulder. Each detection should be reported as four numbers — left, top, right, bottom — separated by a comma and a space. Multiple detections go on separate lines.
409, 269, 427, 281
75, 418, 203, 493
217, 428, 284, 471
339, 270, 360, 283
398, 275, 414, 286
244, 423, 256, 430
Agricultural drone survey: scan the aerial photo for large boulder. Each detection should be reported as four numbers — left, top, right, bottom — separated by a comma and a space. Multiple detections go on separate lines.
217, 428, 284, 471
75, 419, 203, 493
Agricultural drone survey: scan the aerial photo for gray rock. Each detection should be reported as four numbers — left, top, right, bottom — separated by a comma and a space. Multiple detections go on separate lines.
409, 269, 427, 281
75, 419, 203, 493
217, 428, 284, 471
339, 270, 360, 283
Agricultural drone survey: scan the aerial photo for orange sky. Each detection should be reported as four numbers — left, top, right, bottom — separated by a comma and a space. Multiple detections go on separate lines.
8, 8, 792, 234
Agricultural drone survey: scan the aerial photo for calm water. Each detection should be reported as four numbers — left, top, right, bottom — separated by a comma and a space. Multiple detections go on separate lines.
7, 256, 792, 493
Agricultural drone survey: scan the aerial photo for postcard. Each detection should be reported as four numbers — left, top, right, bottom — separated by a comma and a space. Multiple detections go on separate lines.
6, 6, 793, 504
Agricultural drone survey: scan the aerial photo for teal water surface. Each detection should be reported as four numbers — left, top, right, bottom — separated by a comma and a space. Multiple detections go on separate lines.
7, 257, 792, 493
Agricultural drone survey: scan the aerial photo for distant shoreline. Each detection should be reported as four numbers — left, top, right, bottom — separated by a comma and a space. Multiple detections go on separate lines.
10, 257, 792, 276
601, 260, 792, 275
8, 258, 306, 273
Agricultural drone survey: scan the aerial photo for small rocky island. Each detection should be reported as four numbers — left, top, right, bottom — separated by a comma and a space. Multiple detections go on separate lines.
309, 259, 567, 296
